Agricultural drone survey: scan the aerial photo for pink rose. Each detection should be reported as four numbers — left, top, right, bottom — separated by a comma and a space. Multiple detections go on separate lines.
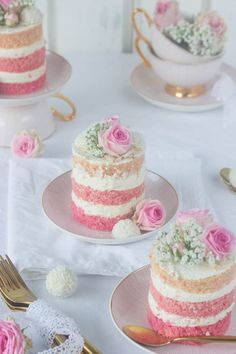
11, 130, 43, 158
99, 119, 133, 157
203, 225, 235, 258
0, 0, 13, 11
177, 209, 214, 228
5, 11, 19, 27
0, 320, 25, 354
154, 0, 182, 29
133, 199, 166, 231
196, 11, 227, 38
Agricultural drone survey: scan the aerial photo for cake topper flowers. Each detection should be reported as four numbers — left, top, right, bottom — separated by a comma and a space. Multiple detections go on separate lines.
85, 116, 133, 158
155, 209, 235, 267
0, 0, 39, 27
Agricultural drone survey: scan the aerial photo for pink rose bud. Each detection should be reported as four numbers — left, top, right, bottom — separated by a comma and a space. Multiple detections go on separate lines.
11, 129, 44, 158
195, 11, 227, 39
99, 119, 133, 156
203, 225, 235, 258
0, 320, 25, 354
133, 199, 166, 231
5, 11, 19, 27
177, 209, 214, 228
154, 0, 182, 29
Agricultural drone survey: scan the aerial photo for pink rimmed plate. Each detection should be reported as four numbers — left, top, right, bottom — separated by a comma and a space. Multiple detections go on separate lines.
42, 170, 179, 245
110, 266, 236, 353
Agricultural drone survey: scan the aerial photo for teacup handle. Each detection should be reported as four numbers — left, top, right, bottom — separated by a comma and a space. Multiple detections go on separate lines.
132, 8, 153, 47
135, 37, 151, 67
51, 92, 77, 121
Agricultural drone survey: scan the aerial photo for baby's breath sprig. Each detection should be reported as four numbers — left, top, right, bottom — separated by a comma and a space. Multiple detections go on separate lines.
156, 218, 215, 267
85, 122, 109, 158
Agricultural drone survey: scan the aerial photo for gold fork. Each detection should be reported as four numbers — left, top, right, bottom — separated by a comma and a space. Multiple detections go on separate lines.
0, 255, 101, 354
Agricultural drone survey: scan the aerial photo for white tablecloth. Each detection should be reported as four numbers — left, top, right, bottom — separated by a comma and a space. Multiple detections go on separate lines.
1, 53, 236, 354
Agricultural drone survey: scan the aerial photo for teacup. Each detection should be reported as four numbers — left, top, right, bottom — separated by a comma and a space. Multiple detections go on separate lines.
134, 37, 223, 98
132, 8, 206, 64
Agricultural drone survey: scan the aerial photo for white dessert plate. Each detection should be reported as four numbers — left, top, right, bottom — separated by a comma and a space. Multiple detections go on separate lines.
42, 170, 179, 245
131, 63, 236, 113
0, 50, 72, 107
110, 265, 236, 354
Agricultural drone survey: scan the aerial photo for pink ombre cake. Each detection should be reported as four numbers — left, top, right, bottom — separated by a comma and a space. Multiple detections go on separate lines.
71, 117, 145, 231
148, 209, 236, 342
0, 2, 46, 95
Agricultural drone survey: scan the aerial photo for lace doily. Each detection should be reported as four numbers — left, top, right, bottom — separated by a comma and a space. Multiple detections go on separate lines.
26, 300, 84, 354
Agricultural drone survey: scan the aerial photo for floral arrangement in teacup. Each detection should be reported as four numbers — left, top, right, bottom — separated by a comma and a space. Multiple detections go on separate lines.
0, 0, 42, 27
155, 209, 236, 267
85, 116, 133, 158
11, 129, 44, 158
112, 199, 166, 239
0, 318, 32, 353
154, 0, 227, 57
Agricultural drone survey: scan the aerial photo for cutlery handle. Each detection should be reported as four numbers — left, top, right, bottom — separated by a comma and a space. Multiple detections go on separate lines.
175, 335, 236, 343
54, 334, 102, 354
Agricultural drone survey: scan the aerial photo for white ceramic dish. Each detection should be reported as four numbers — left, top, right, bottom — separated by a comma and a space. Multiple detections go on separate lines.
42, 170, 179, 245
149, 48, 223, 88
110, 265, 236, 354
130, 63, 236, 112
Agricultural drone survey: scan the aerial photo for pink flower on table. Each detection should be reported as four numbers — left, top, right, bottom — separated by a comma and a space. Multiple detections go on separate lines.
133, 199, 166, 231
0, 320, 25, 354
0, 0, 13, 11
154, 0, 182, 29
196, 11, 227, 39
177, 209, 214, 228
11, 130, 43, 158
203, 225, 235, 258
99, 118, 133, 157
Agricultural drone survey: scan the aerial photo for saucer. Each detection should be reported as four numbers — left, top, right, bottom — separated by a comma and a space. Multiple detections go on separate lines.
110, 266, 236, 353
42, 170, 179, 245
131, 63, 236, 113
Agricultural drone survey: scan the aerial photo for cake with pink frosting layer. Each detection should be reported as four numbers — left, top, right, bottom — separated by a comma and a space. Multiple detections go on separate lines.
0, 1, 46, 95
148, 209, 236, 342
71, 117, 145, 231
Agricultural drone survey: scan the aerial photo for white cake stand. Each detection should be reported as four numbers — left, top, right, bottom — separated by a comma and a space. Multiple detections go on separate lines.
0, 51, 75, 147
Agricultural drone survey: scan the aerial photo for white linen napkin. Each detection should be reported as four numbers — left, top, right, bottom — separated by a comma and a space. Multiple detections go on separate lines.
7, 156, 208, 279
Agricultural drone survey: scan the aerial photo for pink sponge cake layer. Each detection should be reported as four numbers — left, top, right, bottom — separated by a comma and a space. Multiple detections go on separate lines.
150, 283, 235, 318
0, 48, 45, 73
0, 73, 46, 95
147, 308, 231, 341
72, 201, 133, 231
72, 179, 145, 205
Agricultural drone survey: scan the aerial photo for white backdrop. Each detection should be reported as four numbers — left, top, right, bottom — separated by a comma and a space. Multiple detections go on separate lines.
38, 0, 236, 65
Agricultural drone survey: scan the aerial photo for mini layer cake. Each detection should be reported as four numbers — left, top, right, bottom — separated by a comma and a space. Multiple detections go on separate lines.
148, 210, 236, 340
0, 2, 46, 95
72, 117, 145, 231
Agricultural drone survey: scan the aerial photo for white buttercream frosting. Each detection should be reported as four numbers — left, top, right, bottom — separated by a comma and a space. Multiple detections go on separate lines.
72, 165, 145, 191
0, 23, 39, 34
159, 257, 235, 280
0, 39, 44, 58
72, 192, 144, 217
112, 219, 141, 239
148, 293, 234, 327
0, 63, 46, 83
151, 271, 236, 303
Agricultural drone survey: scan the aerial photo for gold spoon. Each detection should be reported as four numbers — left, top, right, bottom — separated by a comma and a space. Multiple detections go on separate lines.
220, 168, 236, 192
123, 325, 236, 347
